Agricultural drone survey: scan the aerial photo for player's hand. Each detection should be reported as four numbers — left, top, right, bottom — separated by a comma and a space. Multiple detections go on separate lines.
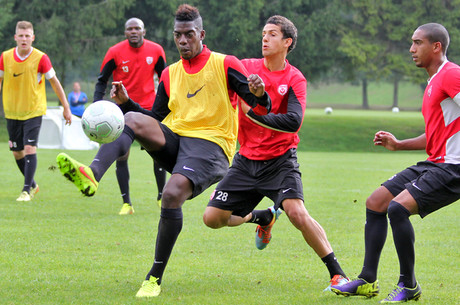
63, 107, 72, 125
374, 131, 399, 151
110, 81, 129, 104
247, 74, 265, 97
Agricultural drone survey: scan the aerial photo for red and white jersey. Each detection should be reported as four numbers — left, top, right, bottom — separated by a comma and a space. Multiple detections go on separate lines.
238, 58, 307, 160
94, 39, 166, 110
423, 60, 460, 164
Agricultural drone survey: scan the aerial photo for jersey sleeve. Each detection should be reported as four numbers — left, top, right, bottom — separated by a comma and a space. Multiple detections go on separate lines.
444, 67, 460, 107
154, 46, 166, 77
94, 48, 116, 102
38, 54, 56, 79
246, 76, 306, 133
150, 66, 171, 120
225, 55, 271, 115
0, 53, 4, 75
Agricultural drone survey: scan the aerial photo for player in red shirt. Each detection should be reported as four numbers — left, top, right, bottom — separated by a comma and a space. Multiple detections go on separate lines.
331, 23, 460, 302
204, 15, 349, 290
94, 18, 167, 215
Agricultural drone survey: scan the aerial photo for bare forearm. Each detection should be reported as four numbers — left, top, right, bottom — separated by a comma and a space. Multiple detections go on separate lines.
49, 77, 70, 109
395, 133, 427, 151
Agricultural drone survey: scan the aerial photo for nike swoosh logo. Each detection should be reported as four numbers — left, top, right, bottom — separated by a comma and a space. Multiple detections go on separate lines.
79, 166, 97, 185
282, 188, 291, 193
182, 165, 195, 172
186, 85, 205, 98
13, 72, 24, 77
27, 139, 35, 142
122, 60, 130, 64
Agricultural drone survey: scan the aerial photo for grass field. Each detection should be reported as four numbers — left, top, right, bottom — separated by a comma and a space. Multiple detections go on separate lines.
1, 144, 458, 304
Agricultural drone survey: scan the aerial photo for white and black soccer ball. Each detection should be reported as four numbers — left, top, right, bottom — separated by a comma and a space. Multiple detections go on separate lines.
324, 106, 333, 114
81, 100, 125, 144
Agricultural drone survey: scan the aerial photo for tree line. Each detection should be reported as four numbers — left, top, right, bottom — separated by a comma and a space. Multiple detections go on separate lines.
1, 0, 460, 109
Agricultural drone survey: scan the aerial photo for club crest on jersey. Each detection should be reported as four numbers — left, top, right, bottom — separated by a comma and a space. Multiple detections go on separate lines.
146, 57, 153, 65
427, 85, 432, 97
122, 66, 129, 73
278, 84, 288, 95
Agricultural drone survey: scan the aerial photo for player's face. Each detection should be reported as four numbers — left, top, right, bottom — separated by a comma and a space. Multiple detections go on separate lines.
173, 21, 204, 60
410, 29, 437, 68
125, 20, 145, 48
261, 23, 291, 58
14, 28, 34, 54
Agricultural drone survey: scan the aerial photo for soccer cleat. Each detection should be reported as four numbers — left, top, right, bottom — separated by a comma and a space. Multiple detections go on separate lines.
29, 184, 39, 199
135, 276, 161, 298
255, 206, 282, 250
324, 274, 350, 292
16, 191, 31, 202
56, 153, 98, 196
119, 203, 134, 215
380, 282, 421, 303
331, 278, 379, 297
157, 198, 162, 208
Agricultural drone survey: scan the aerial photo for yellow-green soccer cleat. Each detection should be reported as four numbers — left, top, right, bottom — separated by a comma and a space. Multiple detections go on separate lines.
56, 153, 98, 196
29, 184, 39, 199
119, 203, 134, 215
331, 278, 379, 297
157, 198, 162, 208
16, 191, 31, 202
136, 276, 161, 298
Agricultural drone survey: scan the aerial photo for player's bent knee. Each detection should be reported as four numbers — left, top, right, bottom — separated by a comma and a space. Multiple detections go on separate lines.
202, 210, 225, 229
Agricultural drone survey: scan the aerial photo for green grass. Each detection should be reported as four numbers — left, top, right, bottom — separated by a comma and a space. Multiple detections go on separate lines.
307, 81, 424, 110
1, 145, 458, 304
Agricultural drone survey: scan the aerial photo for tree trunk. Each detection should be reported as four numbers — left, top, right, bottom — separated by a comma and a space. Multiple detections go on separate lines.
392, 77, 399, 108
362, 78, 369, 109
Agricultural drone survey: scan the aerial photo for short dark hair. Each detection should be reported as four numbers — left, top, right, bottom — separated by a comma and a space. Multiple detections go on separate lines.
417, 23, 450, 54
266, 15, 297, 53
175, 4, 202, 30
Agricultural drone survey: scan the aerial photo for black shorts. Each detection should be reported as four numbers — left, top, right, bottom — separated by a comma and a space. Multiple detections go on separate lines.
382, 161, 460, 218
207, 148, 303, 217
7, 116, 42, 151
147, 123, 229, 198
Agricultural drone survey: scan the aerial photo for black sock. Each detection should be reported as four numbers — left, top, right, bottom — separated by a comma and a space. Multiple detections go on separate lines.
90, 126, 134, 181
388, 201, 416, 288
16, 157, 36, 188
247, 208, 273, 226
358, 209, 388, 283
146, 208, 183, 284
23, 154, 37, 192
116, 159, 130, 204
321, 252, 346, 279
154, 161, 166, 200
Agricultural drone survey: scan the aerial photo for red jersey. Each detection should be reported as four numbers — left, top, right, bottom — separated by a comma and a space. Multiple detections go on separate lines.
238, 58, 307, 160
423, 60, 460, 164
94, 39, 166, 110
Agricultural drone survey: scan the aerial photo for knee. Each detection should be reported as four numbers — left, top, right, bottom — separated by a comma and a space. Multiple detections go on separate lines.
161, 190, 184, 209
124, 112, 139, 129
202, 213, 222, 229
285, 204, 309, 227
387, 201, 410, 222
202, 207, 227, 229
366, 194, 386, 212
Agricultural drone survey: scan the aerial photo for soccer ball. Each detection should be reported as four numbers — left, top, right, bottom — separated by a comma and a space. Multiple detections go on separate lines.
324, 106, 333, 114
392, 107, 400, 113
81, 100, 125, 144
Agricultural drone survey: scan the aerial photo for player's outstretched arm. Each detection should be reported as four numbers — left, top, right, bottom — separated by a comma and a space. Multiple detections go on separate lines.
374, 131, 426, 151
